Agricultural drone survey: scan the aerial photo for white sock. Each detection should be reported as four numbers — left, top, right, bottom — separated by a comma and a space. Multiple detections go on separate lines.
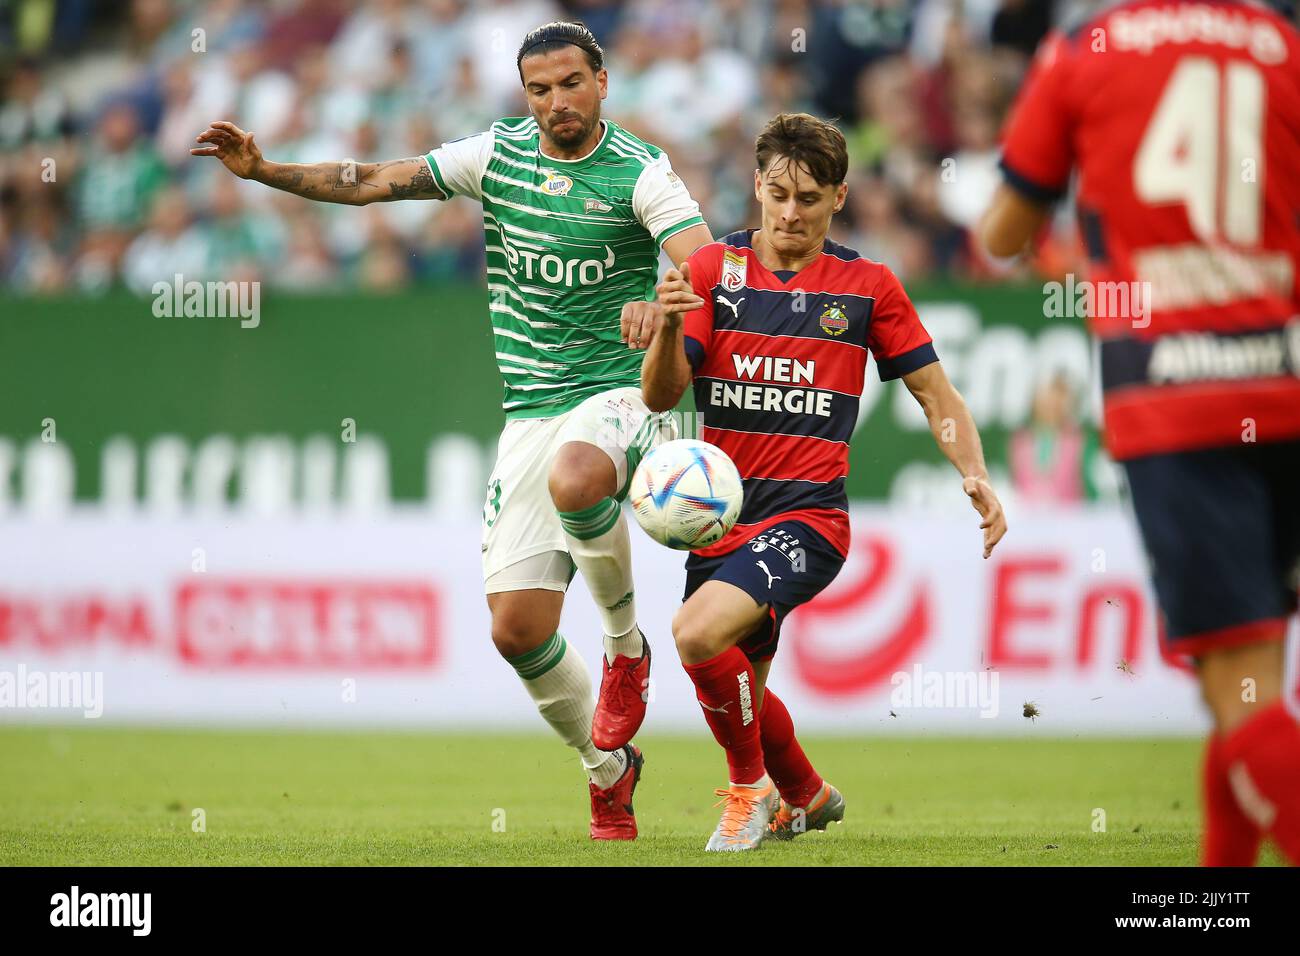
731, 773, 772, 790
602, 627, 644, 665
558, 497, 640, 642
508, 632, 626, 787
589, 747, 627, 790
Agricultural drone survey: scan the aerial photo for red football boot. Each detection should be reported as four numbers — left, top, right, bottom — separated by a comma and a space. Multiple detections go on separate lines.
591, 637, 651, 751
589, 744, 644, 840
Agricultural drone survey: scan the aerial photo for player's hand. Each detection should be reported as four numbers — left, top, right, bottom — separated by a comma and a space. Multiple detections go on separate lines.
191, 121, 264, 180
656, 262, 704, 316
963, 475, 1006, 559
621, 299, 665, 350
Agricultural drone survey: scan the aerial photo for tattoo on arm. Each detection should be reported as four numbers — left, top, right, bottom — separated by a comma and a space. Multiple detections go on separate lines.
268, 167, 305, 192
378, 161, 444, 201
264, 163, 344, 201
335, 160, 358, 190
260, 158, 445, 205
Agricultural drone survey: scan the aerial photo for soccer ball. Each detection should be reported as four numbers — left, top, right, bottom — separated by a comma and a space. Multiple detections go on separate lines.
628, 439, 743, 550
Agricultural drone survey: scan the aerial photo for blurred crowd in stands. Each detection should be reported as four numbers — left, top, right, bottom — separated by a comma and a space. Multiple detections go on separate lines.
0, 0, 1088, 294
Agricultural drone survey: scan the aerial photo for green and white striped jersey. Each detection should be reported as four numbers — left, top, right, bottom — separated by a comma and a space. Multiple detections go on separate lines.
423, 116, 705, 418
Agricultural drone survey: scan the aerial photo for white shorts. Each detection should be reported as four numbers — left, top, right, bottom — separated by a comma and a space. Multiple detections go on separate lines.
482, 386, 678, 593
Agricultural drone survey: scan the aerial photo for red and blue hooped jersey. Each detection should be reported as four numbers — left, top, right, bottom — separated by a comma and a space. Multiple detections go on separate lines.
681, 229, 937, 559
999, 0, 1300, 459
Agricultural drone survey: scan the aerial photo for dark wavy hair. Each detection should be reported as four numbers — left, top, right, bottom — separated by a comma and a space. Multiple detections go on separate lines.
516, 21, 605, 81
755, 113, 849, 187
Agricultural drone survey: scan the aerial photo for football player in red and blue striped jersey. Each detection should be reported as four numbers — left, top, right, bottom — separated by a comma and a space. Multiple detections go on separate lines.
629, 113, 1007, 851
982, 0, 1300, 866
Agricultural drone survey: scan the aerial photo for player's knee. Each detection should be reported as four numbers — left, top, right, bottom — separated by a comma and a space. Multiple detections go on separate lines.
672, 608, 724, 664
547, 469, 590, 513
490, 610, 553, 660
548, 442, 615, 513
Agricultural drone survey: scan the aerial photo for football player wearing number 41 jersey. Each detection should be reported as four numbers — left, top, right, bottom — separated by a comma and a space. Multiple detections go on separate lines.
629, 113, 1007, 851
983, 0, 1300, 866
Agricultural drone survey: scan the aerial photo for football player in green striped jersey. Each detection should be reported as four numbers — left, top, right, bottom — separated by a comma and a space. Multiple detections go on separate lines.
193, 20, 713, 839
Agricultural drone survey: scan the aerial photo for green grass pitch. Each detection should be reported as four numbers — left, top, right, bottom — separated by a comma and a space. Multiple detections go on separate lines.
0, 727, 1232, 865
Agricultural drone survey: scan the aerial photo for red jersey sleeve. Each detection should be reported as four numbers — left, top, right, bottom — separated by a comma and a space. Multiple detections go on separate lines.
999, 31, 1076, 202
681, 243, 720, 371
867, 265, 938, 381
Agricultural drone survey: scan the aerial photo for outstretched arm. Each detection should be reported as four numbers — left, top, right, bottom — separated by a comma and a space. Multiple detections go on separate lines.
902, 361, 1008, 559
191, 121, 444, 205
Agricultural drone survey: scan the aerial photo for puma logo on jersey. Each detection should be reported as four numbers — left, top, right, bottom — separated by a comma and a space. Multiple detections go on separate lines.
716, 294, 745, 318
756, 560, 781, 588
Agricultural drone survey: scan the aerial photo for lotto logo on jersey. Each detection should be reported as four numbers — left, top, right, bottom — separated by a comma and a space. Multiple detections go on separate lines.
540, 170, 573, 196
721, 249, 747, 293
819, 302, 849, 336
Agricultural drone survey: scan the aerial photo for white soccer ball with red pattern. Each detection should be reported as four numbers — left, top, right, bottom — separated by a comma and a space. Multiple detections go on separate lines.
629, 439, 744, 550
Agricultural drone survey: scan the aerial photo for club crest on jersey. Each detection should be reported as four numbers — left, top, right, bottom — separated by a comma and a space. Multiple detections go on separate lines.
584, 197, 612, 214
540, 170, 574, 197
819, 301, 849, 336
721, 249, 747, 293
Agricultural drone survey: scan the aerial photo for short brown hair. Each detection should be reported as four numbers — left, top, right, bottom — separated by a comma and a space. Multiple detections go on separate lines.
755, 113, 848, 187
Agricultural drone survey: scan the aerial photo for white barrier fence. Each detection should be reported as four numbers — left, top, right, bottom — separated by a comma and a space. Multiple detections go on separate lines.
0, 506, 1207, 733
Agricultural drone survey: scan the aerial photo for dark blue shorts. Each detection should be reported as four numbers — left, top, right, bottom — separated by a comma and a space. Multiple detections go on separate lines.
1123, 440, 1300, 655
682, 521, 845, 662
